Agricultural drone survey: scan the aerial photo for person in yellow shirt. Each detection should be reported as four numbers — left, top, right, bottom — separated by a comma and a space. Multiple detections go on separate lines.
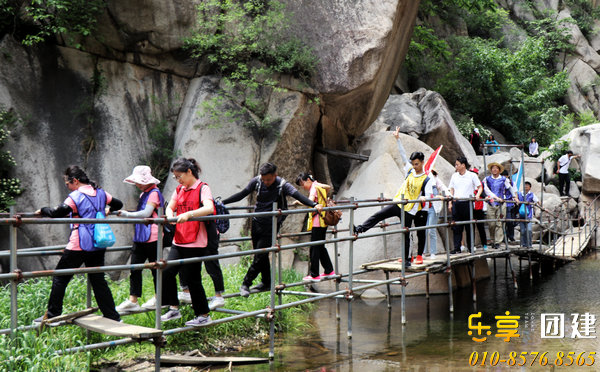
354, 147, 431, 267
296, 173, 335, 282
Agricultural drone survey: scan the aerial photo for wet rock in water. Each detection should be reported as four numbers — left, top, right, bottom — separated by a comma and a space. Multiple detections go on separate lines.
361, 288, 386, 299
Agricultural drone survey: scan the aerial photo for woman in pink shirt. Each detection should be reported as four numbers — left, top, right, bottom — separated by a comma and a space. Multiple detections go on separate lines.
296, 173, 335, 282
160, 158, 218, 327
34, 165, 123, 323
115, 165, 165, 313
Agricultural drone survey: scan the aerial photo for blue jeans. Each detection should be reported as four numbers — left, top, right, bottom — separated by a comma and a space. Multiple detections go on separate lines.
519, 221, 532, 248
426, 209, 438, 254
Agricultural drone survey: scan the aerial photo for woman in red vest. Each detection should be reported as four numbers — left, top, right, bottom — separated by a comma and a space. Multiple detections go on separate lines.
161, 158, 218, 327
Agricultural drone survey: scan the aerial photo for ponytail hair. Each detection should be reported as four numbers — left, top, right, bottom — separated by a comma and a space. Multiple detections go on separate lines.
64, 165, 97, 189
171, 158, 200, 179
295, 172, 315, 186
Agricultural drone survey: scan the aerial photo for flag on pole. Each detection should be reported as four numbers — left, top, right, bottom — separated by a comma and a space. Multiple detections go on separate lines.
424, 145, 443, 175
512, 161, 524, 190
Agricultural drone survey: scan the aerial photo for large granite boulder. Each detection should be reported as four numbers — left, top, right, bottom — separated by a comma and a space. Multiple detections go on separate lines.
372, 89, 479, 168
0, 36, 188, 271
285, 0, 421, 151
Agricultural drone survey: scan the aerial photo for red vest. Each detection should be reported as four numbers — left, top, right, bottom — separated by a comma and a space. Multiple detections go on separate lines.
174, 182, 205, 244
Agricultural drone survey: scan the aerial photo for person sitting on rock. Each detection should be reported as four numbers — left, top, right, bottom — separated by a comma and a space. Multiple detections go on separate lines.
354, 127, 432, 266
528, 138, 539, 157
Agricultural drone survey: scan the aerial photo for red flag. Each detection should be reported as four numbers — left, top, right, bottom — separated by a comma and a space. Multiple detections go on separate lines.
424, 145, 443, 175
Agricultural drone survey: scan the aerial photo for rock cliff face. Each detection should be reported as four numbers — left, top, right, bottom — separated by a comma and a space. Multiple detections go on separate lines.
0, 0, 423, 271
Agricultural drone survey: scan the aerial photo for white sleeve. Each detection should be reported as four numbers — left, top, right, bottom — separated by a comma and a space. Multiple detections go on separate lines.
424, 177, 434, 197
506, 178, 517, 196
483, 177, 496, 198
532, 194, 539, 203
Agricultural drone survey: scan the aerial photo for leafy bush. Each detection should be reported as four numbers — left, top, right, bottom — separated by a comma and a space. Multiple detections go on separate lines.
1, 0, 105, 48
184, 0, 318, 137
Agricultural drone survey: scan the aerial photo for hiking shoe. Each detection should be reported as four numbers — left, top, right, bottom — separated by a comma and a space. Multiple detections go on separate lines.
303, 275, 321, 282
185, 315, 212, 327
141, 297, 156, 309
414, 255, 423, 265
33, 315, 61, 327
161, 309, 181, 322
321, 271, 337, 278
483, 245, 489, 251
240, 285, 250, 298
178, 291, 192, 304
208, 296, 225, 310
116, 299, 141, 313
251, 283, 269, 292
404, 261, 411, 268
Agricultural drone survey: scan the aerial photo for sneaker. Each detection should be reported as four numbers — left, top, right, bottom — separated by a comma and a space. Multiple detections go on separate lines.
472, 247, 477, 253
251, 283, 269, 292
33, 315, 61, 327
321, 271, 337, 278
303, 275, 322, 282
141, 297, 156, 309
240, 285, 250, 298
483, 245, 488, 251
161, 309, 181, 322
429, 253, 437, 259
185, 315, 212, 327
178, 291, 192, 304
116, 299, 141, 313
208, 296, 225, 310
404, 261, 411, 268
414, 255, 423, 265
460, 245, 467, 252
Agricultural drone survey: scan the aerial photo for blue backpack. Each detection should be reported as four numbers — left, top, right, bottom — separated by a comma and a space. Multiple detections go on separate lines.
214, 197, 230, 234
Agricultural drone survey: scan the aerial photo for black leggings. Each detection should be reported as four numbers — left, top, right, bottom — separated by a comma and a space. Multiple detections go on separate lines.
47, 249, 120, 321
359, 204, 428, 258
309, 227, 334, 277
162, 245, 210, 316
129, 241, 157, 297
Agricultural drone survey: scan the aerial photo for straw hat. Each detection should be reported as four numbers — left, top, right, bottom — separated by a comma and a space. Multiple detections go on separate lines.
487, 162, 504, 173
123, 165, 160, 185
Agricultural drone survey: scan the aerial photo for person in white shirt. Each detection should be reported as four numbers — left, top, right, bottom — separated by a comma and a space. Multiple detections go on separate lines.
555, 150, 581, 197
448, 156, 482, 254
424, 169, 448, 259
528, 138, 539, 157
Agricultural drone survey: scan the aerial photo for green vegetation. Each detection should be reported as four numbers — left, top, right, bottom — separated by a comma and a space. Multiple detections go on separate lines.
0, 108, 22, 212
406, 0, 577, 146
184, 0, 317, 138
1, 0, 105, 48
0, 261, 313, 370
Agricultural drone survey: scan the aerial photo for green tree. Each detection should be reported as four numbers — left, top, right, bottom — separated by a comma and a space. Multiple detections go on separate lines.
0, 0, 105, 48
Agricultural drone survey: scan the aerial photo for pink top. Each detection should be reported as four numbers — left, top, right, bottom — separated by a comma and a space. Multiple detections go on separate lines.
64, 185, 113, 251
141, 186, 161, 242
170, 179, 213, 248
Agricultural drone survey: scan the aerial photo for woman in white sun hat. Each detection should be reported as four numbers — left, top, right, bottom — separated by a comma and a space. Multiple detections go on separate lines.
116, 165, 165, 313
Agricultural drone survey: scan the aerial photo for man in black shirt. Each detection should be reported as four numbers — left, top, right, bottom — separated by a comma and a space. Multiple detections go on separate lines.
222, 163, 322, 297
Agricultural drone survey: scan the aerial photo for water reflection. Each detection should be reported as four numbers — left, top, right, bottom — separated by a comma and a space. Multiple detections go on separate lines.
234, 251, 600, 371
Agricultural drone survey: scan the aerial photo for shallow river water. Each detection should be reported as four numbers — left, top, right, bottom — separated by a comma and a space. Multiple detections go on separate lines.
231, 251, 600, 371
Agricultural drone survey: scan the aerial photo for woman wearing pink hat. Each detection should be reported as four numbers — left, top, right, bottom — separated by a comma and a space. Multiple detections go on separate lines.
116, 165, 165, 313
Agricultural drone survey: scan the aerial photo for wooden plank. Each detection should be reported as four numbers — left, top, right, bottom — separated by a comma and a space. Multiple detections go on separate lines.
45, 307, 98, 324
160, 355, 269, 365
73, 314, 162, 339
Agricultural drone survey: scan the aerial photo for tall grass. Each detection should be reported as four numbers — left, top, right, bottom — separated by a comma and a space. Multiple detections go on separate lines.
0, 260, 313, 370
